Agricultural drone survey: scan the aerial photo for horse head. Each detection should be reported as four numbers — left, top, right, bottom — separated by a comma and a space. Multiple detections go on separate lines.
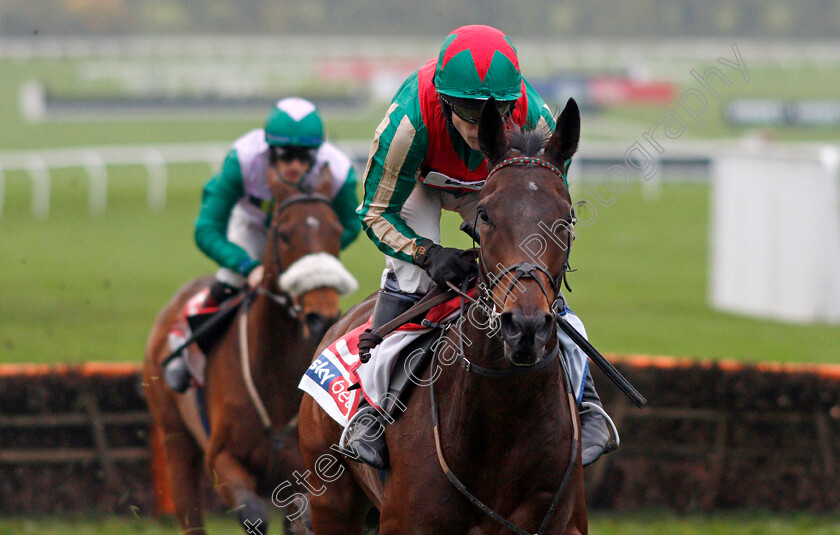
476, 97, 580, 366
265, 164, 357, 345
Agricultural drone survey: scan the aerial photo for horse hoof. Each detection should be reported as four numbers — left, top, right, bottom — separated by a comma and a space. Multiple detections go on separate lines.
237, 497, 268, 535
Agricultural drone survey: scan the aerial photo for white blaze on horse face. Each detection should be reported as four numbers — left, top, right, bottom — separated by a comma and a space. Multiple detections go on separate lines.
528, 181, 538, 191
306, 216, 320, 229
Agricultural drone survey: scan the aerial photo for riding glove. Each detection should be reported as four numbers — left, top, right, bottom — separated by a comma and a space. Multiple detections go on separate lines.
413, 239, 475, 288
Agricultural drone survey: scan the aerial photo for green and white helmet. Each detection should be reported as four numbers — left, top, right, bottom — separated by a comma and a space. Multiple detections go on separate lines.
434, 25, 522, 102
264, 97, 324, 148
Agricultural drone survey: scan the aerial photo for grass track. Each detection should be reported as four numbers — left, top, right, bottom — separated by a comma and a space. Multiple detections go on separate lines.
4, 511, 840, 534
1, 174, 837, 365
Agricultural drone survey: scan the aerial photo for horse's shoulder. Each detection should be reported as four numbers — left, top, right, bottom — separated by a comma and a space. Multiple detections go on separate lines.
313, 292, 377, 357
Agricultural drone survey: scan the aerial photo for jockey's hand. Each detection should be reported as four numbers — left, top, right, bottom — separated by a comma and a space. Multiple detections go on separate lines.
247, 264, 265, 287
413, 239, 475, 288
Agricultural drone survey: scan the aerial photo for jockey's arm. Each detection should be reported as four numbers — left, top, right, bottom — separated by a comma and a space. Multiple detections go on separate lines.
522, 77, 558, 136
356, 104, 430, 264
194, 149, 260, 276
331, 166, 362, 250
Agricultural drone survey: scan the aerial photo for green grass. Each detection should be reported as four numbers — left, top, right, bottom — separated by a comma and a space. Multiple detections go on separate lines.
590, 511, 840, 535
1, 46, 839, 535
3, 511, 840, 534
1, 54, 838, 365
1, 175, 837, 365
566, 182, 840, 364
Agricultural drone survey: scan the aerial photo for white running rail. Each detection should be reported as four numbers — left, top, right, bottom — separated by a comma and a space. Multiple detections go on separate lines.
0, 142, 230, 218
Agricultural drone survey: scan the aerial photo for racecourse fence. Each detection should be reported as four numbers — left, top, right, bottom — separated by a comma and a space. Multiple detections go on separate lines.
0, 141, 716, 219
1, 357, 839, 516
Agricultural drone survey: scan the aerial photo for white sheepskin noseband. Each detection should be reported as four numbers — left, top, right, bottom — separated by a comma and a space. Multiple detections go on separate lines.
278, 253, 358, 297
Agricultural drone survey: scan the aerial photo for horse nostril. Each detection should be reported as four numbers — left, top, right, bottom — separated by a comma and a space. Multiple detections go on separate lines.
499, 312, 522, 345
536, 313, 553, 342
500, 310, 553, 348
305, 312, 326, 331
304, 312, 338, 343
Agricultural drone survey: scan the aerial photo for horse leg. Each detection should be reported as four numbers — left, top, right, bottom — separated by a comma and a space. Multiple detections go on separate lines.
566, 482, 588, 535
145, 365, 207, 534
299, 398, 369, 535
305, 471, 370, 535
159, 423, 207, 534
210, 449, 270, 535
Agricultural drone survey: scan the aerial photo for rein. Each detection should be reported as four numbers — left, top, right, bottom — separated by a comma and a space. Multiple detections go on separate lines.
237, 290, 299, 451
429, 284, 579, 535
427, 156, 582, 533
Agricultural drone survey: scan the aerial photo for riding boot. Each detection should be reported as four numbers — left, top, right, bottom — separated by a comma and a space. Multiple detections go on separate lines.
163, 280, 239, 393
342, 281, 420, 469
579, 371, 620, 466
341, 402, 389, 469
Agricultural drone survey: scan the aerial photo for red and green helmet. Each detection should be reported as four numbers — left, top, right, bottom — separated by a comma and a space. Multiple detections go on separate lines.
264, 97, 324, 148
434, 25, 522, 102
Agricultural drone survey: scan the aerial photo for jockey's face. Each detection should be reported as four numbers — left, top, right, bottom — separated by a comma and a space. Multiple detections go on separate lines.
450, 112, 481, 151
273, 146, 316, 185
445, 96, 515, 152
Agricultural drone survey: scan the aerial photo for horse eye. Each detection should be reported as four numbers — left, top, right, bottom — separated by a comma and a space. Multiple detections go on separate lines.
477, 208, 490, 224
276, 231, 290, 244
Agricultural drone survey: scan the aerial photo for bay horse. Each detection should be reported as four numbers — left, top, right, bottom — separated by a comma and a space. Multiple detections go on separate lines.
298, 98, 587, 534
144, 166, 356, 535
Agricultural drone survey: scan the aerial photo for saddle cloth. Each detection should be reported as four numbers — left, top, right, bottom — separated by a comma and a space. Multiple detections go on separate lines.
169, 287, 233, 388
298, 291, 467, 427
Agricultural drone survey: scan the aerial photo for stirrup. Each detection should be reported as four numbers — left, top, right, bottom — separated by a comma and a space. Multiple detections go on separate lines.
163, 355, 192, 393
337, 406, 389, 469
580, 401, 620, 450
163, 331, 192, 393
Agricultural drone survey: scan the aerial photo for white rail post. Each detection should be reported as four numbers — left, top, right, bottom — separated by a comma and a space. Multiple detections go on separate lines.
641, 162, 663, 201
83, 150, 108, 215
0, 163, 5, 219
27, 156, 50, 218
145, 150, 167, 211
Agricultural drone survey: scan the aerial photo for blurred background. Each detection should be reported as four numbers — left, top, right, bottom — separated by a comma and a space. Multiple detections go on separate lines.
1, 1, 839, 533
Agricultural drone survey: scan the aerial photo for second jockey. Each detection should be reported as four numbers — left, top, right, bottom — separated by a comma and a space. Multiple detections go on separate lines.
164, 97, 361, 393
348, 25, 617, 469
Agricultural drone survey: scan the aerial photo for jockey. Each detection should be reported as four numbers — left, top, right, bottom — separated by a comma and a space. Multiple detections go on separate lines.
347, 25, 617, 468
164, 97, 361, 393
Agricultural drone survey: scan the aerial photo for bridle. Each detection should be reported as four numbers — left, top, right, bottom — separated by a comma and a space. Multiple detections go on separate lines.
478, 155, 576, 316
260, 191, 334, 317
429, 155, 581, 535
452, 154, 576, 377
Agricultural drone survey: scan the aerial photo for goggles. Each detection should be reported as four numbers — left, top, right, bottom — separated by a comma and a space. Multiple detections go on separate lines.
442, 96, 516, 124
274, 146, 317, 165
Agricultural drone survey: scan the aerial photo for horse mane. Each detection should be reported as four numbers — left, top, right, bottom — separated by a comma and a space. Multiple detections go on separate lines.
507, 125, 552, 157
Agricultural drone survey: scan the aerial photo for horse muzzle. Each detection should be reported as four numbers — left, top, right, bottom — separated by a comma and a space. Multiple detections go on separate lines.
304, 312, 339, 346
499, 310, 554, 366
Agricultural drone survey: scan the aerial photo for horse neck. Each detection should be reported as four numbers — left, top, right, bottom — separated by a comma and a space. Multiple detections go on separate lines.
245, 288, 307, 398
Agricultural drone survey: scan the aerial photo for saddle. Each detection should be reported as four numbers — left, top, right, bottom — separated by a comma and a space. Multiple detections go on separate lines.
164, 288, 246, 386
299, 284, 470, 427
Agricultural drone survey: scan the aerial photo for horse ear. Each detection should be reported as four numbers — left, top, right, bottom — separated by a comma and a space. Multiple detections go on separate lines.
478, 97, 508, 165
267, 165, 296, 200
313, 162, 335, 198
544, 98, 580, 168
